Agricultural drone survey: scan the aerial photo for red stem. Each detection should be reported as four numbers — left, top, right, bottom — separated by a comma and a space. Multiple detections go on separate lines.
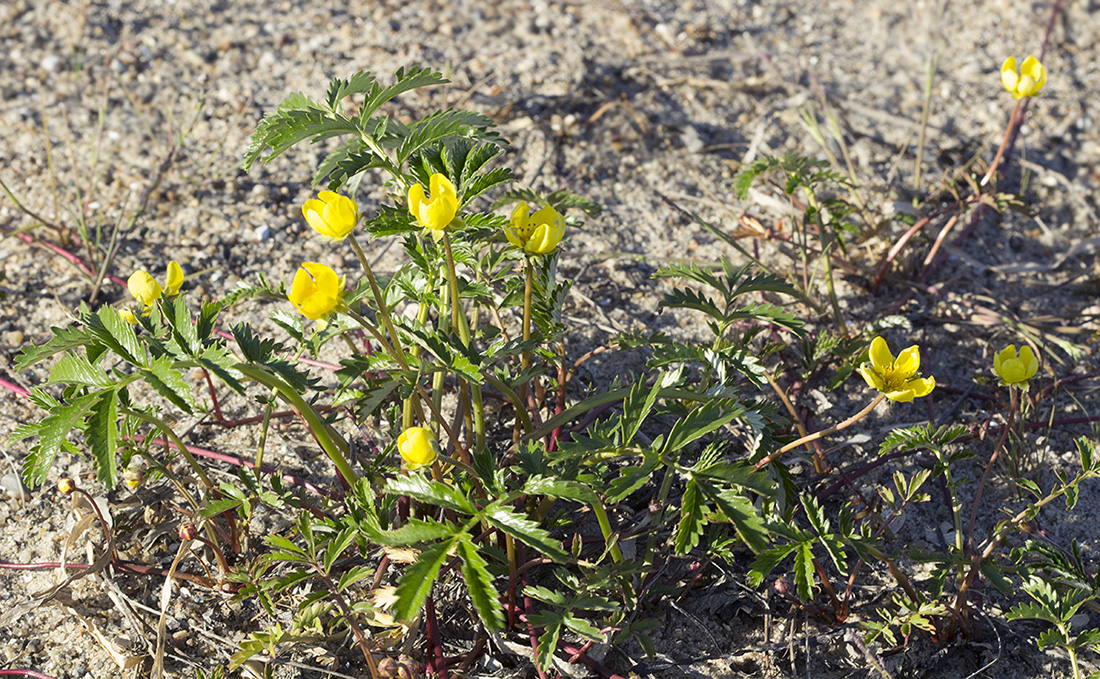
425, 595, 448, 679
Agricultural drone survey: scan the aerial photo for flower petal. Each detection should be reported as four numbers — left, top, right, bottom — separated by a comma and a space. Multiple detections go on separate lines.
165, 261, 184, 295
128, 270, 162, 307
858, 364, 885, 392
1001, 57, 1018, 93
1019, 345, 1038, 380
894, 346, 920, 376
868, 336, 893, 371
408, 184, 427, 223
909, 376, 935, 399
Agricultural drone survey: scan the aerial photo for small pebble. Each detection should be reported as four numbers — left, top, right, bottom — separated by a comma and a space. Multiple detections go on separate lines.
253, 224, 272, 240
5, 330, 24, 345
1, 473, 28, 502
40, 54, 63, 72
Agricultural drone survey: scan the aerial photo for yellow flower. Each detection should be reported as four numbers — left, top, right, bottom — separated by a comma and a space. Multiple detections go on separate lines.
127, 261, 185, 315
288, 262, 345, 321
127, 270, 163, 316
505, 202, 566, 254
119, 308, 138, 324
1001, 56, 1047, 99
302, 191, 359, 240
408, 173, 458, 232
993, 344, 1038, 386
857, 336, 935, 402
397, 426, 439, 470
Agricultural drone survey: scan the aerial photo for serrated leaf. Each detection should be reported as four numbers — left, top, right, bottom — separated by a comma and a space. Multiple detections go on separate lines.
620, 379, 661, 446
606, 463, 657, 503
96, 305, 145, 366
361, 65, 448, 122
486, 506, 568, 562
49, 353, 114, 387
337, 565, 375, 593
366, 519, 457, 547
534, 617, 563, 672
244, 109, 359, 170
675, 481, 705, 555
697, 481, 769, 554
199, 498, 245, 519
323, 528, 358, 575
522, 476, 598, 504
457, 537, 503, 631
794, 543, 814, 601
663, 404, 746, 454
396, 109, 503, 164
563, 613, 604, 641
393, 538, 456, 622
19, 398, 91, 487
747, 543, 800, 587
386, 475, 475, 514
86, 389, 119, 487
140, 357, 197, 414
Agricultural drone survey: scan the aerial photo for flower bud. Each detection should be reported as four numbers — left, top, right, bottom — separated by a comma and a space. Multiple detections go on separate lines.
396, 427, 439, 470
179, 524, 199, 541
57, 478, 76, 495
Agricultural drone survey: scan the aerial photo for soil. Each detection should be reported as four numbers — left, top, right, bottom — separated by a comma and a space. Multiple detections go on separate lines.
1, 0, 1099, 677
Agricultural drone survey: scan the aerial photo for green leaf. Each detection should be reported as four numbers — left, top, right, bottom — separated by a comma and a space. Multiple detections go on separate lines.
86, 389, 119, 487
199, 498, 245, 519
794, 543, 815, 601
95, 305, 145, 366
48, 353, 114, 387
393, 538, 456, 622
397, 109, 504, 164
140, 357, 198, 414
386, 475, 475, 514
19, 397, 91, 487
675, 480, 705, 555
534, 617, 563, 672
243, 109, 359, 170
522, 476, 598, 504
747, 543, 800, 587
456, 537, 504, 631
620, 379, 661, 446
663, 404, 746, 454
365, 519, 457, 547
563, 613, 605, 641
697, 481, 769, 554
360, 65, 448, 122
15, 323, 95, 371
323, 528, 358, 575
486, 505, 568, 562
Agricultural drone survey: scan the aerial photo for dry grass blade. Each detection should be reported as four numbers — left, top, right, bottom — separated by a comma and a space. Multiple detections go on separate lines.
152, 539, 192, 679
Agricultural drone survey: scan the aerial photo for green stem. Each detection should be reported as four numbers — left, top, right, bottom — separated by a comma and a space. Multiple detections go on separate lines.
518, 259, 534, 439
592, 500, 624, 564
525, 387, 714, 444
235, 363, 358, 486
643, 465, 676, 566
123, 408, 214, 490
348, 234, 406, 363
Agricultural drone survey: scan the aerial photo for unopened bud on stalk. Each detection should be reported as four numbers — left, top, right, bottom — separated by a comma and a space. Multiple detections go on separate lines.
57, 478, 76, 495
179, 524, 199, 541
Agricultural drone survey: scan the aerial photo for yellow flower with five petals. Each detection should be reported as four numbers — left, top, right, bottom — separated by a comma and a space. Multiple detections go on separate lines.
302, 191, 359, 240
288, 262, 345, 321
993, 344, 1038, 387
505, 202, 566, 254
397, 426, 439, 470
408, 173, 459, 233
857, 336, 935, 402
1001, 56, 1047, 99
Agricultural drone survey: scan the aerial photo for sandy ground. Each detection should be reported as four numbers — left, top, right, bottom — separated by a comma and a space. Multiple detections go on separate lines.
1, 0, 1100, 676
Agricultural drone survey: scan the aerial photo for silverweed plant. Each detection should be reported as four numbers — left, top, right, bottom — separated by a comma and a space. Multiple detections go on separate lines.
7, 53, 1100, 679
